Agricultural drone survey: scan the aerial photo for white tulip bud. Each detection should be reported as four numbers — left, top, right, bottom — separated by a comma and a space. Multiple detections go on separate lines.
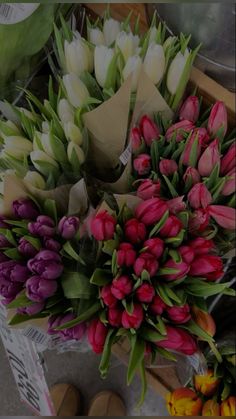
19, 108, 36, 122
42, 121, 50, 134
3, 136, 33, 159
41, 133, 54, 159
123, 55, 142, 92
88, 27, 105, 46
103, 18, 121, 46
67, 142, 85, 165
33, 131, 43, 151
94, 46, 114, 88
24, 171, 46, 189
0, 120, 21, 138
167, 49, 190, 95
30, 150, 59, 176
63, 73, 90, 108
64, 122, 83, 145
64, 38, 94, 76
57, 99, 74, 124
144, 43, 165, 85
116, 31, 140, 63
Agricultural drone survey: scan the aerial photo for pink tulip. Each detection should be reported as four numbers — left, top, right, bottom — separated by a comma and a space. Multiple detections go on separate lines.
166, 120, 194, 142
183, 167, 201, 185
221, 171, 236, 196
133, 153, 151, 175
167, 304, 191, 324
111, 275, 133, 300
139, 115, 160, 146
125, 218, 146, 244
136, 283, 155, 303
189, 209, 210, 233
135, 198, 168, 226
189, 254, 224, 281
166, 196, 186, 214
143, 237, 164, 259
159, 215, 182, 238
182, 128, 207, 166
163, 259, 189, 281
189, 237, 214, 255
100, 285, 117, 308
134, 252, 159, 278
178, 246, 195, 264
122, 303, 144, 329
198, 139, 221, 177
207, 101, 227, 138
208, 205, 236, 230
220, 143, 236, 175
150, 295, 167, 315
91, 210, 116, 241
117, 243, 136, 267
179, 96, 200, 123
108, 307, 122, 328
136, 179, 161, 200
159, 159, 178, 176
156, 326, 197, 355
188, 183, 212, 209
131, 126, 142, 151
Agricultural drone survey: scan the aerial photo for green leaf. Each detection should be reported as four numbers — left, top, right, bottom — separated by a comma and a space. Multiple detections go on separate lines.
149, 210, 169, 238
205, 163, 220, 191
165, 229, 185, 247
55, 302, 101, 329
104, 52, 118, 91
0, 228, 17, 246
141, 270, 150, 281
99, 329, 116, 378
111, 249, 118, 276
158, 267, 180, 275
80, 71, 103, 100
7, 293, 33, 309
54, 23, 66, 72
156, 316, 167, 336
127, 335, 145, 385
4, 220, 28, 229
139, 327, 165, 343
8, 313, 46, 326
163, 285, 182, 304
90, 268, 112, 286
177, 211, 189, 229
156, 284, 173, 307
162, 175, 179, 198
122, 299, 134, 315
186, 281, 235, 297
155, 347, 177, 362
23, 235, 41, 250
61, 271, 92, 299
138, 360, 147, 407
63, 242, 84, 264
4, 248, 22, 261
181, 320, 214, 342
168, 249, 182, 264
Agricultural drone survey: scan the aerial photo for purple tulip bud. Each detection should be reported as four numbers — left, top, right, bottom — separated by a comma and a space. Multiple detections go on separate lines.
26, 276, 57, 302
17, 301, 45, 316
27, 250, 63, 280
0, 278, 22, 299
28, 215, 55, 238
0, 253, 9, 263
58, 216, 80, 240
0, 260, 30, 283
13, 199, 39, 220
0, 234, 11, 248
0, 216, 8, 228
18, 237, 38, 258
48, 313, 86, 341
44, 238, 61, 252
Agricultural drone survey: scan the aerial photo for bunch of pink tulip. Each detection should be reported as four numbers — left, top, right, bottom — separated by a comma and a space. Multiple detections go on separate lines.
131, 97, 235, 253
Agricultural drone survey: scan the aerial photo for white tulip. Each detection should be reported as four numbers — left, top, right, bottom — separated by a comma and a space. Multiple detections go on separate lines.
30, 150, 59, 176
103, 18, 121, 46
94, 46, 115, 88
3, 136, 33, 159
163, 36, 177, 53
123, 55, 142, 92
64, 38, 93, 76
64, 122, 83, 145
24, 171, 46, 189
41, 133, 54, 159
144, 43, 165, 85
33, 131, 43, 151
63, 74, 90, 108
116, 31, 140, 63
57, 99, 74, 125
42, 121, 50, 134
19, 107, 36, 121
167, 49, 190, 95
88, 27, 105, 46
0, 120, 21, 138
67, 142, 85, 165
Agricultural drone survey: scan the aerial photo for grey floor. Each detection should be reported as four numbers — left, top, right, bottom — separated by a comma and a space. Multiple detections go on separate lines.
0, 338, 168, 416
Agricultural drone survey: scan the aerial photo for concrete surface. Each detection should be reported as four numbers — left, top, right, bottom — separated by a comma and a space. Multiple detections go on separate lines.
0, 338, 168, 416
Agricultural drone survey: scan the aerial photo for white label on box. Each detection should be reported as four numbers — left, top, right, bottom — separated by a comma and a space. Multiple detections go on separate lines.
119, 142, 132, 166
0, 303, 55, 416
0, 3, 39, 25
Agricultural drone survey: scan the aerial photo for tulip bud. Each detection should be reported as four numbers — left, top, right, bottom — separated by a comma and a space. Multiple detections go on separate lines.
27, 250, 63, 280
111, 275, 133, 300
100, 284, 117, 308
108, 307, 122, 328
0, 260, 30, 283
58, 216, 80, 240
208, 101, 227, 138
189, 254, 224, 281
0, 278, 22, 299
135, 198, 168, 226
67, 142, 85, 166
220, 142, 236, 175
159, 215, 182, 238
183, 167, 201, 186
130, 126, 142, 151
2, 136, 33, 159
122, 303, 144, 329
198, 139, 221, 177
139, 115, 160, 146
157, 325, 197, 355
103, 18, 121, 47
23, 171, 46, 190
144, 43, 165, 85
26, 275, 57, 302
94, 46, 115, 88
150, 295, 167, 315
166, 120, 194, 143
188, 183, 212, 209
124, 218, 146, 244
178, 246, 195, 264
159, 159, 178, 176
48, 313, 86, 342
117, 242, 136, 267
28, 215, 55, 238
143, 237, 164, 259
13, 198, 39, 220
162, 259, 189, 281
133, 153, 151, 175
166, 304, 191, 324
137, 179, 161, 200
64, 38, 93, 76
134, 252, 159, 277
166, 196, 186, 214
0, 235, 11, 248
182, 128, 206, 166
189, 237, 214, 255
64, 122, 83, 145
220, 396, 236, 417
18, 238, 38, 258
166, 388, 202, 416
57, 98, 74, 124
18, 301, 45, 316
179, 95, 200, 123
222, 170, 236, 196
189, 208, 210, 233
88, 319, 108, 354
191, 306, 216, 337
116, 31, 139, 62
44, 238, 61, 253
208, 205, 236, 230
63, 73, 89, 108
123, 55, 142, 92
30, 150, 59, 177
88, 27, 105, 46
167, 49, 190, 95
202, 399, 220, 416
194, 369, 220, 397
91, 210, 116, 241
136, 283, 155, 303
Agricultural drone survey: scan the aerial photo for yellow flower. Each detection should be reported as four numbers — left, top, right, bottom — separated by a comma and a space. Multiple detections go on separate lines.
194, 369, 220, 397
202, 399, 220, 416
166, 388, 202, 416
220, 397, 236, 416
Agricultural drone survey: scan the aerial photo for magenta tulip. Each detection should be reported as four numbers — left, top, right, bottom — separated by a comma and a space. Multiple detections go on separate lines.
188, 183, 212, 209
198, 139, 221, 177
166, 196, 186, 214
208, 205, 236, 230
108, 307, 122, 328
134, 252, 159, 277
183, 167, 201, 185
100, 284, 117, 308
135, 198, 168, 226
182, 128, 207, 166
143, 237, 164, 259
133, 153, 151, 175
91, 210, 116, 241
178, 246, 195, 264
150, 295, 167, 315
130, 126, 142, 151
221, 171, 236, 196
137, 179, 161, 200
159, 159, 178, 176
122, 303, 144, 329
139, 115, 160, 146
159, 215, 182, 238
88, 319, 108, 354
117, 242, 136, 267
156, 326, 197, 355
162, 259, 189, 281
189, 254, 224, 281
166, 120, 194, 143
189, 237, 214, 255
124, 218, 146, 244
220, 143, 236, 175
167, 304, 191, 324
179, 96, 200, 123
189, 209, 210, 233
111, 276, 133, 300
136, 283, 155, 303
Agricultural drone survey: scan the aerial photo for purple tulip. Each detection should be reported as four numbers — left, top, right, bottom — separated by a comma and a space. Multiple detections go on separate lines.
44, 238, 61, 252
26, 276, 57, 302
17, 301, 45, 316
0, 297, 14, 305
0, 260, 30, 283
28, 215, 55, 238
0, 234, 11, 248
18, 237, 38, 258
58, 216, 80, 240
27, 250, 63, 280
0, 253, 9, 263
48, 313, 86, 341
13, 199, 39, 220
0, 278, 22, 299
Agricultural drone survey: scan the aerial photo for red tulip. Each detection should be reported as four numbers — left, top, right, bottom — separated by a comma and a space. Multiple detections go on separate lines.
122, 303, 144, 329
139, 115, 160, 146
136, 179, 161, 200
163, 259, 189, 281
130, 126, 142, 151
136, 283, 155, 303
179, 95, 200, 123
111, 275, 133, 300
189, 237, 214, 255
208, 205, 236, 230
189, 208, 210, 233
178, 246, 195, 264
91, 210, 116, 241
156, 325, 197, 355
108, 307, 122, 328
189, 254, 224, 281
124, 218, 146, 244
207, 101, 227, 138
135, 198, 168, 226
198, 139, 221, 177
159, 215, 182, 238
166, 304, 191, 324
133, 153, 151, 175
220, 142, 236, 175
143, 237, 164, 259
150, 295, 167, 315
134, 252, 159, 278
183, 167, 201, 185
166, 120, 194, 142
188, 183, 212, 209
100, 285, 117, 308
88, 319, 108, 354
159, 159, 178, 176
117, 242, 136, 267
166, 196, 186, 214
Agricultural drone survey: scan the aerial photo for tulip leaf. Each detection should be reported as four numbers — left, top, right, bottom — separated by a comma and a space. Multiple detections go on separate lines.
158, 267, 180, 275
99, 329, 117, 378
162, 284, 182, 304
112, 249, 118, 276
127, 335, 145, 385
80, 71, 103, 100
53, 23, 66, 73
63, 241, 84, 265
56, 301, 101, 329
212, 178, 226, 201
155, 347, 177, 362
61, 271, 93, 299
205, 163, 220, 191
139, 327, 165, 343
156, 316, 167, 335
181, 320, 214, 342
156, 284, 173, 307
185, 280, 235, 297
23, 235, 41, 251
4, 248, 22, 261
7, 293, 33, 309
149, 210, 169, 238
43, 199, 57, 223
102, 239, 119, 256
168, 249, 182, 264
165, 229, 185, 247
122, 299, 134, 315
0, 228, 17, 246
5, 220, 29, 229
141, 270, 151, 282
90, 268, 112, 286
162, 175, 179, 198
138, 359, 147, 407
8, 313, 46, 326
104, 52, 119, 91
